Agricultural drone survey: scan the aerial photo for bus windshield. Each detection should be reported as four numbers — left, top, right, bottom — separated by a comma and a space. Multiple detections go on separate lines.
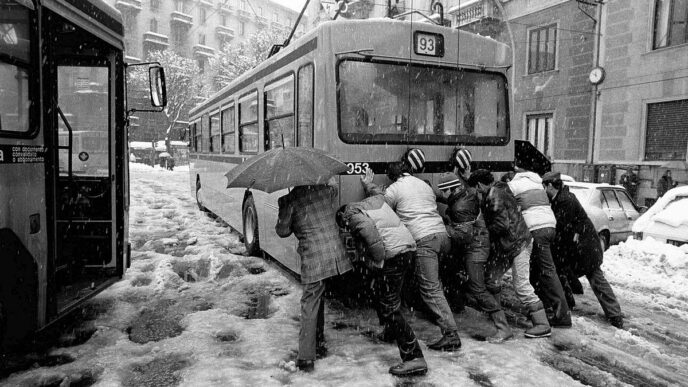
338, 60, 508, 145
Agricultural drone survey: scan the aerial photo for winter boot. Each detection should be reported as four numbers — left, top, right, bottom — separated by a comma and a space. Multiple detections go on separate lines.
428, 331, 462, 351
487, 310, 514, 343
389, 357, 428, 377
524, 302, 552, 338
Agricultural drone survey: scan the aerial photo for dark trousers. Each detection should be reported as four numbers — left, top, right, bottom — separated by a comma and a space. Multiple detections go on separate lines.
586, 267, 622, 319
530, 227, 571, 322
298, 280, 326, 361
376, 252, 423, 362
463, 233, 501, 314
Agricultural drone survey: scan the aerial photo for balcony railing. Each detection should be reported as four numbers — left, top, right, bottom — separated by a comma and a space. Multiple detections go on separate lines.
200, 0, 214, 7
170, 11, 193, 27
115, 0, 142, 12
237, 9, 252, 20
215, 25, 235, 41
193, 44, 216, 58
256, 15, 268, 25
452, 0, 501, 27
219, 3, 234, 13
143, 31, 169, 47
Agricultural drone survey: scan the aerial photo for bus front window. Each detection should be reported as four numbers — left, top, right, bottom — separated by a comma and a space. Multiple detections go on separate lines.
0, 0, 32, 135
338, 60, 508, 144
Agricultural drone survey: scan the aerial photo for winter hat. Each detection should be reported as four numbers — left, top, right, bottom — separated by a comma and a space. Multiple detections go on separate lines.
403, 148, 425, 172
452, 148, 472, 173
541, 171, 561, 185
438, 172, 462, 191
467, 169, 494, 187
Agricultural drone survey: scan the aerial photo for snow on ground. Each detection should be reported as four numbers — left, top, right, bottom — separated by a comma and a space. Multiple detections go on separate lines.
2, 164, 688, 386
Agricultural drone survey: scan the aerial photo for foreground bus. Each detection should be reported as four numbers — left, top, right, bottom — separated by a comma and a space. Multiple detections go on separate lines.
189, 19, 514, 277
0, 0, 164, 350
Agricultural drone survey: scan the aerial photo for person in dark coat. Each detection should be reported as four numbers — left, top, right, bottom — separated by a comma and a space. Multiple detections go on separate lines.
657, 170, 677, 198
469, 169, 552, 339
337, 195, 427, 377
276, 183, 353, 372
541, 172, 624, 329
619, 168, 639, 202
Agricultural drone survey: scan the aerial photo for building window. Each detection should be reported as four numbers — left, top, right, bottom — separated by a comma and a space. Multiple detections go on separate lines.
645, 99, 688, 160
273, 12, 278, 22
175, 0, 184, 12
528, 24, 557, 74
526, 113, 553, 158
199, 33, 206, 45
150, 0, 160, 11
149, 18, 158, 33
198, 58, 205, 73
258, 6, 263, 16
221, 14, 227, 26
200, 7, 206, 23
240, 22, 245, 36
240, 0, 246, 10
172, 28, 186, 46
654, 0, 688, 49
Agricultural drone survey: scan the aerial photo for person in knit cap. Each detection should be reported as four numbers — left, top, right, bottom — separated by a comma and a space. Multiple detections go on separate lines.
402, 148, 426, 174
508, 164, 571, 327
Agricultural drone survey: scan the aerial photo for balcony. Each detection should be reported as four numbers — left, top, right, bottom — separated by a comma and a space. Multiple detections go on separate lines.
193, 44, 216, 58
237, 9, 252, 20
256, 15, 268, 25
215, 25, 235, 41
170, 11, 193, 28
199, 0, 214, 6
143, 31, 169, 48
219, 3, 234, 13
115, 0, 142, 12
451, 0, 501, 27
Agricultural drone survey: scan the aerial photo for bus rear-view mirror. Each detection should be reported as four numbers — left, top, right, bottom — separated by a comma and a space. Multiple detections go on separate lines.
149, 65, 167, 108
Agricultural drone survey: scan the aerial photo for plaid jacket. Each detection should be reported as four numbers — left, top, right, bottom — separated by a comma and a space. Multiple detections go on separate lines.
276, 185, 352, 284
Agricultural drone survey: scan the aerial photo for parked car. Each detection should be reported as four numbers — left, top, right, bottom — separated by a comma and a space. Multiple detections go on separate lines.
632, 186, 688, 247
564, 182, 646, 250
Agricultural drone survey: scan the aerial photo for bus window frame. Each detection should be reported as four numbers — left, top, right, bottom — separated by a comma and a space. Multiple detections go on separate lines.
238, 90, 259, 154
264, 72, 295, 150
221, 103, 236, 154
0, 2, 39, 139
297, 63, 314, 147
335, 57, 511, 146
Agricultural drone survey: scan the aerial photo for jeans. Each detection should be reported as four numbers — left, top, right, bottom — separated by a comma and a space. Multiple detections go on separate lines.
415, 232, 458, 334
376, 252, 424, 361
586, 267, 622, 319
486, 240, 540, 307
463, 231, 501, 314
530, 227, 571, 322
298, 280, 326, 361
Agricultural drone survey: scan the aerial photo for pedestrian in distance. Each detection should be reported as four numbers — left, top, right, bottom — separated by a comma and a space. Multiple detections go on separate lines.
619, 167, 639, 202
508, 165, 571, 328
336, 195, 427, 377
275, 180, 353, 372
362, 160, 462, 351
541, 171, 624, 329
468, 169, 552, 339
657, 169, 677, 198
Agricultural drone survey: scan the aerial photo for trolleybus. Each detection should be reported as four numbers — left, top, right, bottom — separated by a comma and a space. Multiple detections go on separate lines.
188, 18, 520, 277
0, 0, 165, 350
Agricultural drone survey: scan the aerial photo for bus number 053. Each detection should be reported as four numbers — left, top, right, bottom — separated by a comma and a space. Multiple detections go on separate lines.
346, 162, 369, 174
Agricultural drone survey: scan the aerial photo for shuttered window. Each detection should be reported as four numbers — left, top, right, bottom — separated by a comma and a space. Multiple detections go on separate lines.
645, 99, 688, 160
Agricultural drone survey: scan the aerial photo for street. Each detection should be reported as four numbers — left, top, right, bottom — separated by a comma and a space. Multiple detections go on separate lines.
2, 164, 687, 386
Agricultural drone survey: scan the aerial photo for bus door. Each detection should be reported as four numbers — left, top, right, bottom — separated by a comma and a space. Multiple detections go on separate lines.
46, 11, 122, 316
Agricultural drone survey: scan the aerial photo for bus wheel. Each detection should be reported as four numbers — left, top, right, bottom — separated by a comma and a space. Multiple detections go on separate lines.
195, 176, 207, 212
242, 196, 260, 256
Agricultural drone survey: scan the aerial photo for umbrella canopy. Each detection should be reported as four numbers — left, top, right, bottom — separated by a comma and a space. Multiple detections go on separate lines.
225, 147, 349, 193
159, 151, 171, 158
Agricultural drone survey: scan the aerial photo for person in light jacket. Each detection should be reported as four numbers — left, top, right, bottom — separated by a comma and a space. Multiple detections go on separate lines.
337, 195, 426, 377
276, 183, 353, 372
362, 161, 462, 352
508, 168, 571, 327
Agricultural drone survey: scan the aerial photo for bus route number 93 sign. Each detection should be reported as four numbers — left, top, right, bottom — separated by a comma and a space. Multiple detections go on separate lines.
414, 31, 444, 57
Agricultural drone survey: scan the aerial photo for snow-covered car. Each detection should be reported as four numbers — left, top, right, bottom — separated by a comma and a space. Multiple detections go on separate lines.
565, 182, 646, 250
632, 186, 688, 246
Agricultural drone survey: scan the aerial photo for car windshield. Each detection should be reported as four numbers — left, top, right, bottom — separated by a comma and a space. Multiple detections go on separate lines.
568, 186, 589, 204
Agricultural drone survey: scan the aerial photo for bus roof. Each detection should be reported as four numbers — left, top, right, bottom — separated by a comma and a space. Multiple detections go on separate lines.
43, 0, 124, 48
190, 18, 511, 117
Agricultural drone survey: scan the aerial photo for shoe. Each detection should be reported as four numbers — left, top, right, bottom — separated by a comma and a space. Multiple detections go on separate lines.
296, 359, 314, 372
549, 311, 572, 328
609, 316, 624, 329
428, 331, 462, 351
377, 329, 395, 344
524, 302, 552, 338
316, 344, 328, 359
389, 357, 428, 377
486, 310, 513, 343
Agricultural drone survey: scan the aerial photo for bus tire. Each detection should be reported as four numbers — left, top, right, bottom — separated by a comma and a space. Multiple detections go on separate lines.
195, 176, 208, 212
599, 231, 610, 252
242, 196, 260, 256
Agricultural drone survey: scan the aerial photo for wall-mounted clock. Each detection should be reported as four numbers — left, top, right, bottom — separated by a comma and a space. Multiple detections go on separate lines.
589, 66, 606, 85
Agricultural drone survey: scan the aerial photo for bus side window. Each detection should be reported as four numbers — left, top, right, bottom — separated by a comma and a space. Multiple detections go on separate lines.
297, 64, 314, 147
210, 112, 220, 153
201, 114, 210, 153
265, 74, 295, 149
239, 92, 258, 153
221, 105, 235, 153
